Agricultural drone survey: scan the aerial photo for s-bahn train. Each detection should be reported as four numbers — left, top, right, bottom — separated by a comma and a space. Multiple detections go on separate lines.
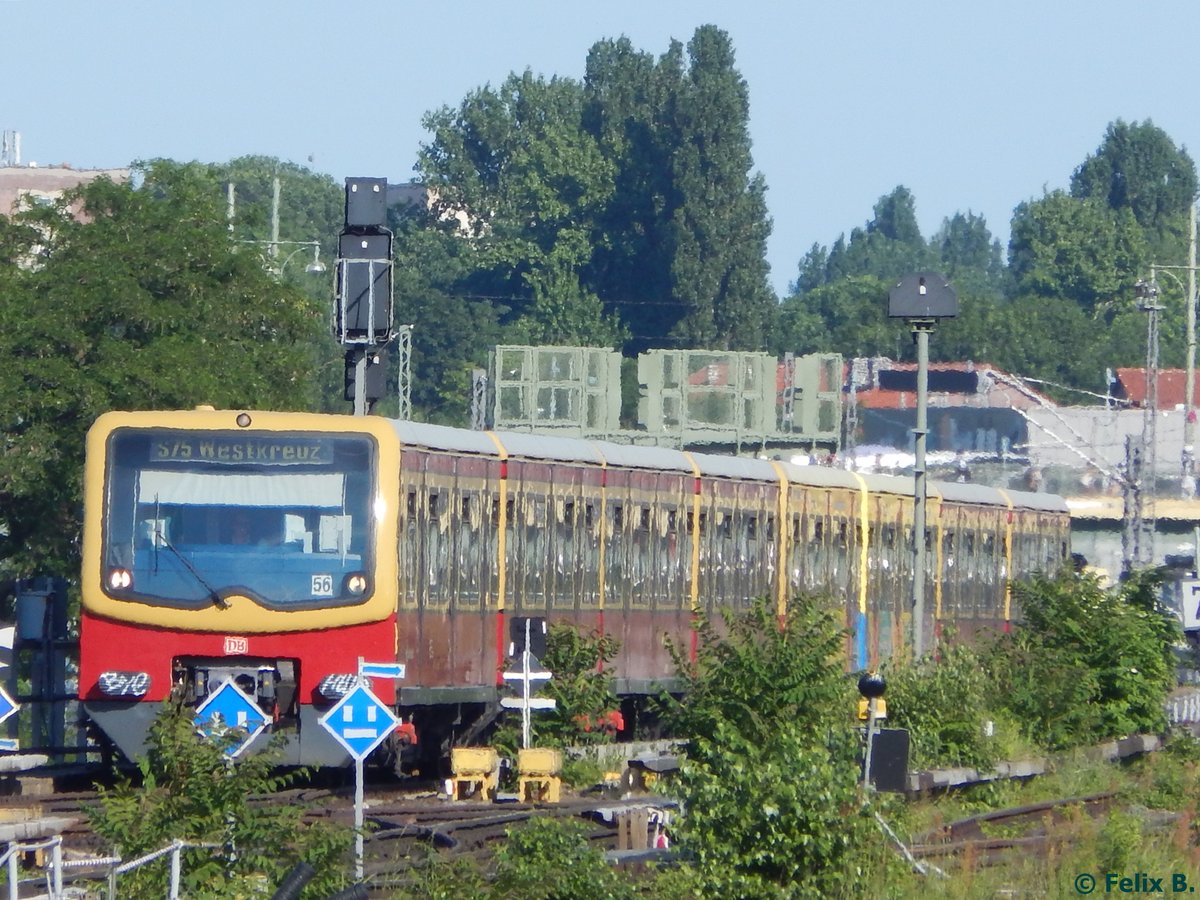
79, 408, 1071, 765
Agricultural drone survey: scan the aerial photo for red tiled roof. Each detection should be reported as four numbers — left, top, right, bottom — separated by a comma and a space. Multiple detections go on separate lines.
1115, 368, 1200, 410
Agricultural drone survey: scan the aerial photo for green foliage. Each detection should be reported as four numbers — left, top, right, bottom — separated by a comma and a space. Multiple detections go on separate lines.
664, 597, 878, 896
665, 596, 852, 743
775, 275, 900, 360
675, 718, 873, 898
405, 846, 489, 900
1096, 810, 1145, 874
883, 641, 1002, 771
406, 23, 775, 394
490, 818, 635, 900
1007, 190, 1146, 317
1070, 118, 1198, 260
537, 623, 622, 747
87, 699, 350, 898
0, 159, 329, 577
986, 567, 1179, 750
494, 623, 622, 757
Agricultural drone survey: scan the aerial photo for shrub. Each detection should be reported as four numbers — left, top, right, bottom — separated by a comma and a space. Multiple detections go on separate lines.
490, 818, 635, 900
664, 596, 879, 896
883, 639, 1002, 770
985, 567, 1178, 750
87, 699, 350, 898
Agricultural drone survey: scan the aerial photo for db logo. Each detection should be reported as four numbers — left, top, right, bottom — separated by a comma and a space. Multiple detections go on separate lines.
223, 636, 249, 655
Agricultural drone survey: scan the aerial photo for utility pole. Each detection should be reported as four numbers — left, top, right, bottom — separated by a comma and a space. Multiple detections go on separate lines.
269, 176, 280, 262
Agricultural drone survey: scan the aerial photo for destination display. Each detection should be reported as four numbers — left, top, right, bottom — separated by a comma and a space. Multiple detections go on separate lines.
149, 435, 334, 466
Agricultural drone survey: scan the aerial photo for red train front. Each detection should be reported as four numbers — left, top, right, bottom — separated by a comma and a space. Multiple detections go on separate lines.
79, 409, 402, 765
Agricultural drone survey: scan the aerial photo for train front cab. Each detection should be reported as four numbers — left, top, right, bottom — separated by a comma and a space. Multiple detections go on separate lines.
79, 409, 402, 766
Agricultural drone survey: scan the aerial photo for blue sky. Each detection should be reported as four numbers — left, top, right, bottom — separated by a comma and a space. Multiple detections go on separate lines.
5, 0, 1199, 295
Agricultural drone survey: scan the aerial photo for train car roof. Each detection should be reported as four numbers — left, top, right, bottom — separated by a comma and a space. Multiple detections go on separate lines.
999, 487, 1070, 514
389, 420, 785, 480
390, 420, 507, 457
385, 419, 1069, 512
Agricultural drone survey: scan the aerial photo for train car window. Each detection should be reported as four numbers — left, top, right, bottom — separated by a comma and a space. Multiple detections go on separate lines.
585, 503, 596, 530
747, 516, 758, 541
428, 493, 439, 519
766, 515, 775, 541
699, 512, 708, 534
718, 513, 732, 540
612, 505, 624, 529
639, 507, 651, 532
506, 498, 515, 523
407, 491, 417, 517
792, 515, 802, 543
837, 521, 848, 548
965, 532, 975, 556
667, 509, 678, 532
812, 519, 823, 543
562, 500, 575, 526
883, 525, 896, 548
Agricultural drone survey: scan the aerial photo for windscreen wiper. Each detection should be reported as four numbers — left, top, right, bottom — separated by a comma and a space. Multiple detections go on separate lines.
154, 524, 231, 611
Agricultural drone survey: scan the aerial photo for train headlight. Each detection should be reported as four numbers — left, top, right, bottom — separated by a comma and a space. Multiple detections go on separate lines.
107, 568, 133, 590
98, 671, 151, 698
344, 573, 369, 595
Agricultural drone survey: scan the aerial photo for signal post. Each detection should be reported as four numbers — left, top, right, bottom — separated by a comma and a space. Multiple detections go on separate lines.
334, 178, 394, 415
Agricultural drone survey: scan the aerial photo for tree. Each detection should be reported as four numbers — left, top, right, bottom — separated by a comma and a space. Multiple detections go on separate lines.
1070, 119, 1198, 260
986, 568, 1178, 750
0, 160, 329, 577
932, 210, 1007, 295
582, 36, 679, 354
418, 70, 622, 347
391, 211, 505, 424
663, 26, 776, 350
1008, 190, 1146, 317
791, 187, 932, 295
775, 275, 903, 360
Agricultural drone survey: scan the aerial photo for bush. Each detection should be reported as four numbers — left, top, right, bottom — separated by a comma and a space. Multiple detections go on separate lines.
490, 818, 635, 900
985, 567, 1179, 750
883, 639, 1002, 770
87, 699, 350, 899
664, 596, 879, 896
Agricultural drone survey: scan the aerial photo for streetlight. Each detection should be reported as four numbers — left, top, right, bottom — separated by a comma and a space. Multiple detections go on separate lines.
1142, 204, 1199, 494
1130, 278, 1164, 570
1147, 259, 1198, 494
237, 239, 326, 277
278, 241, 327, 276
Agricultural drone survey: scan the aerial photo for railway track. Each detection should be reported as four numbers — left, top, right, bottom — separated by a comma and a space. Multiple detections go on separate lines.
0, 781, 673, 893
907, 791, 1168, 867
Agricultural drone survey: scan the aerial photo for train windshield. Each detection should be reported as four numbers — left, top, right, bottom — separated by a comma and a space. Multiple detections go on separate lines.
102, 428, 377, 609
